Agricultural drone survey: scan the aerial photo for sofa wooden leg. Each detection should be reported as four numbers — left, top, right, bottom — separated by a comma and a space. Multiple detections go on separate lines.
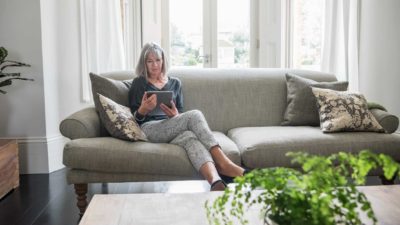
74, 183, 88, 217
379, 174, 396, 185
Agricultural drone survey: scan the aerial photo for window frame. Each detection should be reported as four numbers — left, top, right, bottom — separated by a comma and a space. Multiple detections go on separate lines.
161, 0, 256, 68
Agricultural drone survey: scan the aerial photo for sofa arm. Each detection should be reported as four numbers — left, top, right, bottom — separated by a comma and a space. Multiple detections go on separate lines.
370, 109, 399, 133
60, 107, 104, 139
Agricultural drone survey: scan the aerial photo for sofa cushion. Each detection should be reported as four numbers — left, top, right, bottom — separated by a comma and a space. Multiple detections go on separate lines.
90, 73, 132, 109
63, 132, 240, 176
228, 126, 400, 170
63, 137, 198, 177
312, 88, 384, 133
213, 132, 241, 166
282, 73, 348, 126
97, 94, 148, 141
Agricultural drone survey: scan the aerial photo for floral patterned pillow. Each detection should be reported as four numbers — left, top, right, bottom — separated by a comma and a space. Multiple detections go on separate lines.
97, 94, 148, 141
311, 88, 385, 133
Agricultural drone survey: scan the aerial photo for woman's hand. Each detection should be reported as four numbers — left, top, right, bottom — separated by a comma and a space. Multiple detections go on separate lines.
138, 92, 157, 115
160, 100, 179, 118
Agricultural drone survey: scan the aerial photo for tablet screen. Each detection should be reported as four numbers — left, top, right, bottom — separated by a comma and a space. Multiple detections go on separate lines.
146, 91, 173, 116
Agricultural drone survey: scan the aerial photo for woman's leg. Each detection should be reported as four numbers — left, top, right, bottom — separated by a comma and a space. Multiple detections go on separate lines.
170, 131, 214, 171
141, 110, 218, 146
199, 162, 226, 191
170, 131, 224, 190
142, 110, 244, 178
210, 146, 244, 177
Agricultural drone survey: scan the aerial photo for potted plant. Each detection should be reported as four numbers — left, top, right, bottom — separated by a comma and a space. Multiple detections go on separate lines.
0, 46, 34, 94
206, 150, 400, 225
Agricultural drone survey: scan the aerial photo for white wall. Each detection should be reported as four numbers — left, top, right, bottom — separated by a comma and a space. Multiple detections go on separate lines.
359, 0, 400, 127
40, 0, 89, 126
0, 0, 46, 138
40, 0, 90, 173
0, 0, 50, 173
1, 0, 89, 174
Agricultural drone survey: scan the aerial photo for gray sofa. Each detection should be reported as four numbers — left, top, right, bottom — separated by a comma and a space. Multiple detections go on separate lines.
60, 68, 400, 215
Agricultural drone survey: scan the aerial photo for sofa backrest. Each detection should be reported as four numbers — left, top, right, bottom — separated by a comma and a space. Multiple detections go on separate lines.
101, 68, 337, 133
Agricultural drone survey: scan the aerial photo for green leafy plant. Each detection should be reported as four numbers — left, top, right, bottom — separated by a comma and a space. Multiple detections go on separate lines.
206, 150, 400, 225
0, 46, 34, 94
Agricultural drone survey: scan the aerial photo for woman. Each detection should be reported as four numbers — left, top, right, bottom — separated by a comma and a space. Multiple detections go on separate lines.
129, 42, 245, 191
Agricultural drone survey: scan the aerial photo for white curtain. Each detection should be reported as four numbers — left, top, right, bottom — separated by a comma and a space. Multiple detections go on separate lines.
80, 0, 126, 102
321, 0, 360, 91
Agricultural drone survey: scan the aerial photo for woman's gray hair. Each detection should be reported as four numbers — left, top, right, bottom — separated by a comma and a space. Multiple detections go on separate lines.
135, 42, 168, 79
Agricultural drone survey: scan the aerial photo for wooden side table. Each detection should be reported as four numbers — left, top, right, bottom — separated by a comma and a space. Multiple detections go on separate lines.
0, 139, 19, 199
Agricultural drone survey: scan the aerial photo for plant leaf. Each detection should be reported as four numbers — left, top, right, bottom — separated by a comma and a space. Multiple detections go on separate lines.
0, 77, 34, 89
0, 46, 8, 64
0, 72, 21, 78
1, 61, 31, 72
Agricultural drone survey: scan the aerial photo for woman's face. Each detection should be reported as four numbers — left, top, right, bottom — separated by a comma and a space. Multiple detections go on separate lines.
146, 52, 163, 78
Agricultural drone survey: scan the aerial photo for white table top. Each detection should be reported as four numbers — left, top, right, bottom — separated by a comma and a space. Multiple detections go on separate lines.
79, 185, 400, 225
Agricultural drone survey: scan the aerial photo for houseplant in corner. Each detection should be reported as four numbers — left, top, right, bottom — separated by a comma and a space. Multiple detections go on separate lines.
206, 150, 400, 225
0, 46, 34, 94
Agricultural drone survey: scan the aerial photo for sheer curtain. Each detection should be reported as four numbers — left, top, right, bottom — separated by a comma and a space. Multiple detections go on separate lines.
80, 0, 126, 102
321, 0, 360, 91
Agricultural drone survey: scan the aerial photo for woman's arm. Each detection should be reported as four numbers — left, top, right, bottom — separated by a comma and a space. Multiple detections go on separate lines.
128, 78, 144, 113
129, 77, 157, 123
175, 79, 184, 113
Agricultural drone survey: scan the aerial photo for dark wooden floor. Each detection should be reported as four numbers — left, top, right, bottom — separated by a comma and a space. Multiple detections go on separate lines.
0, 168, 396, 225
0, 168, 210, 225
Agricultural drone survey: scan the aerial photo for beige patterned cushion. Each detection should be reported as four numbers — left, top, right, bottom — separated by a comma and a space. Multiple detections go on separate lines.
311, 88, 385, 133
97, 94, 148, 141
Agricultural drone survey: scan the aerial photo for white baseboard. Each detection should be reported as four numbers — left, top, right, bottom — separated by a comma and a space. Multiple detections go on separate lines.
47, 135, 68, 173
1, 135, 67, 174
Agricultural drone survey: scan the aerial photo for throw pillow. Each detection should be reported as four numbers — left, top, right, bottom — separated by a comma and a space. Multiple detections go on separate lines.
90, 73, 132, 110
90, 73, 133, 136
311, 87, 385, 133
97, 93, 148, 141
369, 108, 399, 134
282, 73, 348, 126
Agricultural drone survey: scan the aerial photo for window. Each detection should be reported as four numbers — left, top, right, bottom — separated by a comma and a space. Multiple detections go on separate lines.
169, 0, 203, 67
168, 0, 251, 68
290, 0, 325, 70
132, 0, 326, 70
217, 0, 250, 68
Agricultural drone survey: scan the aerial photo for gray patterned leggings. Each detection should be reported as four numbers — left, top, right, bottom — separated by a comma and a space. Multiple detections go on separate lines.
140, 110, 218, 171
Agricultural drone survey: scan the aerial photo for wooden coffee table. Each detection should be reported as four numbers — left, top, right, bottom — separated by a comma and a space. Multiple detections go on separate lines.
79, 185, 400, 225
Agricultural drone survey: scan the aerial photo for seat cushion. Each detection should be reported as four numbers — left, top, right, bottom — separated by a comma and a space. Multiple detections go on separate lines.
228, 126, 400, 169
63, 132, 240, 177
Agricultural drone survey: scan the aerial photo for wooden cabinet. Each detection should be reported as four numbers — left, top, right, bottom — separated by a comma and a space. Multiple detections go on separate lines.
0, 139, 19, 199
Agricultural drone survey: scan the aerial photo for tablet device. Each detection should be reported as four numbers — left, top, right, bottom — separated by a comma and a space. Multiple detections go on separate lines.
146, 91, 173, 116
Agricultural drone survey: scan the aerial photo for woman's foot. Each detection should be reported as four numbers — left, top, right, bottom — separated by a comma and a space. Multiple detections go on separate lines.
210, 180, 227, 191
210, 146, 245, 177
216, 162, 245, 178
219, 168, 251, 183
